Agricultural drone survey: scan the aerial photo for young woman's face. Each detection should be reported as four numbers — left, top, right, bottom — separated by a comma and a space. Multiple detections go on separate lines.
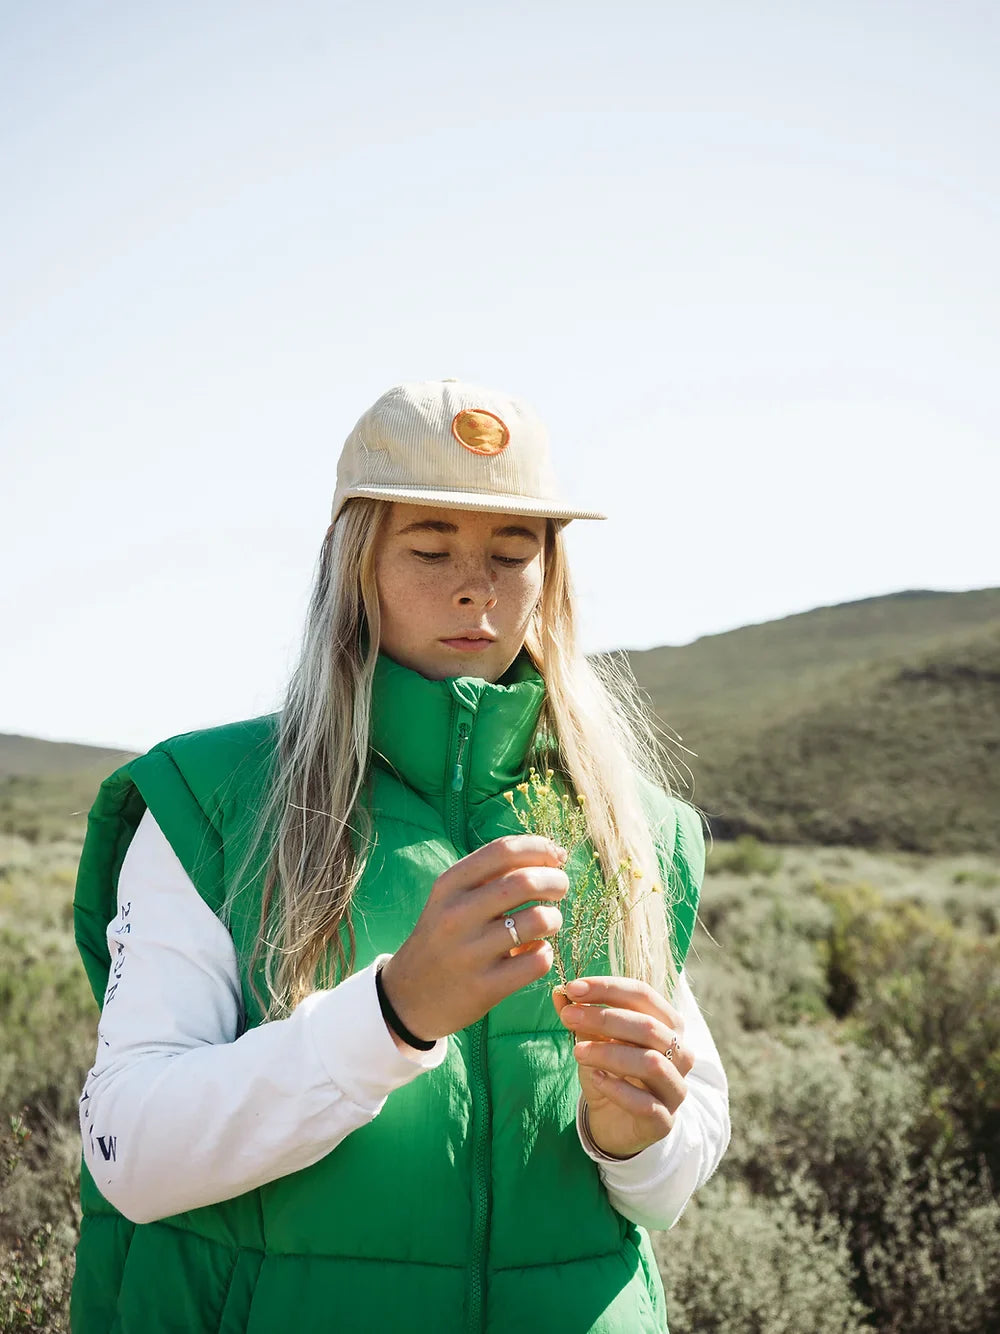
374, 503, 547, 682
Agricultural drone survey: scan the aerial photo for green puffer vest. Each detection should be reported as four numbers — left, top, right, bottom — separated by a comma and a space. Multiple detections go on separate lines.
72, 650, 704, 1334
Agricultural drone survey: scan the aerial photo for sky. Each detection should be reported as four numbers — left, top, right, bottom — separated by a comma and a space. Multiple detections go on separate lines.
2, 0, 998, 751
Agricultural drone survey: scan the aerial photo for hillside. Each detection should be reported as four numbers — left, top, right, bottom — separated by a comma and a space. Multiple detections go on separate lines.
0, 738, 135, 844
629, 588, 1000, 853
628, 586, 1000, 741
0, 734, 134, 780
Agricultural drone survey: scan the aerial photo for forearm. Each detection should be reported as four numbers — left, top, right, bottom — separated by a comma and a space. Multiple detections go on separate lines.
82, 956, 447, 1223
80, 809, 447, 1224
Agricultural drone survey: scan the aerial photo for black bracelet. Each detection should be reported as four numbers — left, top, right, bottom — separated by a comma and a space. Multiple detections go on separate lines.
375, 963, 436, 1051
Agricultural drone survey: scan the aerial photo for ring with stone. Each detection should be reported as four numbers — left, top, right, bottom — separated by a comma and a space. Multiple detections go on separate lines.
664, 1033, 680, 1062
504, 916, 521, 948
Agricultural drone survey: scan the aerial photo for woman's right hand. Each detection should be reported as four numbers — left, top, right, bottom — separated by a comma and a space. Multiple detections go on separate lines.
378, 835, 570, 1043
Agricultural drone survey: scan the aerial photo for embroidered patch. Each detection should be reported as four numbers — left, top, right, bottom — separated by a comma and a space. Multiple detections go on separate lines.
451, 408, 511, 456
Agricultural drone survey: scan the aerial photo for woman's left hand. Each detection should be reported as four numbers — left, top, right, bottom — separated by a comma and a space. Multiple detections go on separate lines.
552, 976, 694, 1159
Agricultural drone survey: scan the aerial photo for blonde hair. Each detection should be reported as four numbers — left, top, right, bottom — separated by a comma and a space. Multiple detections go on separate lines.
230, 499, 697, 1020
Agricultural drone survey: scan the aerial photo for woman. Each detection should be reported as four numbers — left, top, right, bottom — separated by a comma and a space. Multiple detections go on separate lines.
72, 379, 730, 1333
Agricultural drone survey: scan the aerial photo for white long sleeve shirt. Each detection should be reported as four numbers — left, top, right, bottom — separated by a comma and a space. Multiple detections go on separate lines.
80, 810, 730, 1233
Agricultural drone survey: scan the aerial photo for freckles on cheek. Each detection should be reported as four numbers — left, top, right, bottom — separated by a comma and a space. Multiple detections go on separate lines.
380, 560, 439, 621
406, 572, 443, 609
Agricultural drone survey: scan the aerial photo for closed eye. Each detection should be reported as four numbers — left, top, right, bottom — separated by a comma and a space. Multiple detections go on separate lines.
411, 550, 529, 567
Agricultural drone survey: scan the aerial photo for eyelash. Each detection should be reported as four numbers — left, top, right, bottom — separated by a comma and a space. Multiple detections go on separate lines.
412, 550, 529, 567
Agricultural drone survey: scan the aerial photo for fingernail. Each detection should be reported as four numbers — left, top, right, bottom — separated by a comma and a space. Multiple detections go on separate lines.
566, 980, 588, 997
553, 844, 569, 863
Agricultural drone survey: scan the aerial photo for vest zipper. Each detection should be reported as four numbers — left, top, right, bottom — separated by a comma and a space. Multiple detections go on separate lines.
469, 1019, 490, 1333
446, 698, 490, 1333
451, 721, 471, 792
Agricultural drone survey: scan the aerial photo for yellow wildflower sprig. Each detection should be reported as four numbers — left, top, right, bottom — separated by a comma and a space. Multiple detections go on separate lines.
503, 767, 661, 985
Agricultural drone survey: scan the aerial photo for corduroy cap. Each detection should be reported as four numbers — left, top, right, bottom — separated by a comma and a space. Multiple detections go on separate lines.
331, 379, 607, 524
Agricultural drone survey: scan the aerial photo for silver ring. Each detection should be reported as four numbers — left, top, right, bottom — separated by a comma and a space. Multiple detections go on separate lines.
504, 915, 521, 948
664, 1033, 679, 1063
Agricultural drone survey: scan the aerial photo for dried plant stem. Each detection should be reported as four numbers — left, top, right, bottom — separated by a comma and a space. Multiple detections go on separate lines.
503, 767, 661, 985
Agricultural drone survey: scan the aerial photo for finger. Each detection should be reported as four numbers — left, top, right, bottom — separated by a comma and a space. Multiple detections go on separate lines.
436, 836, 569, 897
585, 1075, 676, 1136
561, 976, 683, 1037
574, 1039, 688, 1111
484, 865, 571, 915
559, 1005, 693, 1075
509, 937, 549, 959
484, 937, 556, 993
552, 983, 609, 1035
492, 904, 563, 957
553, 988, 620, 1043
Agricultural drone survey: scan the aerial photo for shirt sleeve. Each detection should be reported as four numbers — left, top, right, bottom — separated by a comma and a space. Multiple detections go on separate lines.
79, 809, 449, 1225
574, 969, 731, 1232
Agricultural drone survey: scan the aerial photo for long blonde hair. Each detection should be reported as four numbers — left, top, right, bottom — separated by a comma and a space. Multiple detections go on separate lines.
229, 498, 696, 1019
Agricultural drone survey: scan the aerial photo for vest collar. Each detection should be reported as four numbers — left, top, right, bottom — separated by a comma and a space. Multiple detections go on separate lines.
369, 649, 546, 813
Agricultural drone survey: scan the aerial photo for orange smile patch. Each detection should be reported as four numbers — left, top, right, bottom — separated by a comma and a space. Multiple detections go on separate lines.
451, 408, 511, 456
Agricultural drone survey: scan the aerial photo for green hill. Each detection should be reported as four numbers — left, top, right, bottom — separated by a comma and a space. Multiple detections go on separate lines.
628, 588, 1000, 853
0, 734, 134, 780
0, 737, 135, 844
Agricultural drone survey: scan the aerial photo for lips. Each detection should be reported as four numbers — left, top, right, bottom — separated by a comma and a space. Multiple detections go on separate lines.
441, 632, 496, 643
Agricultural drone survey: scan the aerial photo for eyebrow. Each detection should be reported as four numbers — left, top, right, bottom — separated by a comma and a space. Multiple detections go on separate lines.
395, 519, 542, 541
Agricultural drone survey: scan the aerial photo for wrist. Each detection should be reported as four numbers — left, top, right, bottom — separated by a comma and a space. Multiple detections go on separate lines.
375, 960, 436, 1051
580, 1098, 641, 1162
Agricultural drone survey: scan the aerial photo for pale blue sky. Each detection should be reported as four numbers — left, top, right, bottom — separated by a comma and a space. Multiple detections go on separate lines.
2, 1, 997, 750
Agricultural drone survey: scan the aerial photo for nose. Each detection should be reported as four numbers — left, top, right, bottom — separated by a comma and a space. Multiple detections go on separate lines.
454, 558, 497, 610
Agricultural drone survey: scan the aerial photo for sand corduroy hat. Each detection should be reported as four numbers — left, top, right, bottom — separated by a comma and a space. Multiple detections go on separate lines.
331, 379, 607, 525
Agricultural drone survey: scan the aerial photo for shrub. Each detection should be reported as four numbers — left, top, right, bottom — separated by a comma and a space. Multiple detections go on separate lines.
815, 881, 1000, 1185
0, 1114, 76, 1334
815, 879, 932, 1018
0, 928, 96, 1124
691, 880, 832, 1035
657, 1177, 869, 1334
951, 868, 1000, 890
707, 835, 783, 877
864, 1174, 1000, 1334
722, 1028, 1000, 1331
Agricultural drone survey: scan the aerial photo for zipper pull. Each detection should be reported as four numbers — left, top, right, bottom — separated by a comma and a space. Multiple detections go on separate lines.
452, 722, 471, 792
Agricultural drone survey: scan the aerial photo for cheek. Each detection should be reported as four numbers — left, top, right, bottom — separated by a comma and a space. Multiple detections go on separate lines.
510, 566, 544, 617
374, 559, 407, 627
375, 557, 440, 622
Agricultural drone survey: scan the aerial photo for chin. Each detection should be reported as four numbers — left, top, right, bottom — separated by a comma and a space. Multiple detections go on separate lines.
433, 643, 506, 683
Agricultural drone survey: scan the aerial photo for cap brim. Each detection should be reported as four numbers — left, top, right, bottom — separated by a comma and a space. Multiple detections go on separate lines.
335, 484, 607, 522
